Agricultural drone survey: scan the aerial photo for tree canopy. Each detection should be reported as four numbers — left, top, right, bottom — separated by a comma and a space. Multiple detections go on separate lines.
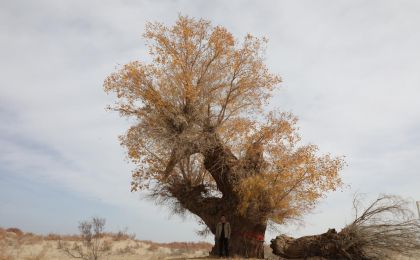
104, 15, 344, 237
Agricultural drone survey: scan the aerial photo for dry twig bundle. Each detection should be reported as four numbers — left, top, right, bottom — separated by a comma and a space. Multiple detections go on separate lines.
271, 194, 420, 259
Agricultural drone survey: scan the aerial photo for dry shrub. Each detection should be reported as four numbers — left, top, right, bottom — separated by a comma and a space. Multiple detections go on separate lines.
5, 228, 23, 237
21, 232, 44, 245
44, 233, 61, 241
58, 217, 112, 260
115, 244, 136, 254
105, 228, 136, 241
110, 232, 128, 241
1, 229, 26, 258
271, 194, 420, 260
60, 234, 81, 241
342, 194, 420, 259
46, 233, 81, 242
147, 242, 160, 251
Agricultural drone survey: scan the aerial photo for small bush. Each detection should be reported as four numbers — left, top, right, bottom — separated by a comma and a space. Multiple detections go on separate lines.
5, 228, 23, 237
107, 228, 136, 241
58, 217, 111, 260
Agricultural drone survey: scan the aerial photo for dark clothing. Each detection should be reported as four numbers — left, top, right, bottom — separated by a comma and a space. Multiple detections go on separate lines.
216, 222, 231, 239
218, 236, 229, 257
221, 223, 225, 238
215, 221, 231, 257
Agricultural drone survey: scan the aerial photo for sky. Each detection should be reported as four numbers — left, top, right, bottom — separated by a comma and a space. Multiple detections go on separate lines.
1, 0, 420, 243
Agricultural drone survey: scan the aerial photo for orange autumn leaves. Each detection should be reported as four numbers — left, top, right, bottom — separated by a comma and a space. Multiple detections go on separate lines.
224, 112, 344, 222
104, 15, 344, 224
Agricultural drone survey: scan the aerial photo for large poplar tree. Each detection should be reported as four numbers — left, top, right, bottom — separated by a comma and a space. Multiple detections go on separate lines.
104, 16, 344, 258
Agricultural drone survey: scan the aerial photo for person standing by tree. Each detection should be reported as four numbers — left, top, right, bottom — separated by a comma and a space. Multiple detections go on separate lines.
216, 215, 231, 257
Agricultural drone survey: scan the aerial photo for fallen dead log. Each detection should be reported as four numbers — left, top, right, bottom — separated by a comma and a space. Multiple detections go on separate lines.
270, 195, 420, 260
270, 228, 367, 260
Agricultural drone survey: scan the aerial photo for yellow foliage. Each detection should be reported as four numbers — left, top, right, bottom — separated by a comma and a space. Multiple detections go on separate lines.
104, 15, 344, 224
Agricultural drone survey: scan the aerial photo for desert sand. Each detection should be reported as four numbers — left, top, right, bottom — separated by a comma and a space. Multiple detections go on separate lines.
1, 227, 418, 260
0, 227, 280, 260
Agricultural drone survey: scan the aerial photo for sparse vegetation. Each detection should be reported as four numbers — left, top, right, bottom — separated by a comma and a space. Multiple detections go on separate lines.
114, 243, 136, 254
0, 224, 212, 259
58, 217, 111, 260
1, 222, 418, 259
107, 227, 136, 241
5, 228, 23, 237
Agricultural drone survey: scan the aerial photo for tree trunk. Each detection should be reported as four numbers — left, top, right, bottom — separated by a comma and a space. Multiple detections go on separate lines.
270, 229, 369, 260
209, 216, 266, 258
171, 134, 269, 258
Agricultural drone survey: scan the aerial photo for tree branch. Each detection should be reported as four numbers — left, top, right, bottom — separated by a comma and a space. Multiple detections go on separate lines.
201, 133, 238, 197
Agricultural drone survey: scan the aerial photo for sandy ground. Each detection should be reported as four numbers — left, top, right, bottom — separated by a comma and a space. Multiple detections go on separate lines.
1, 229, 419, 260
0, 230, 213, 260
0, 229, 279, 260
0, 239, 210, 260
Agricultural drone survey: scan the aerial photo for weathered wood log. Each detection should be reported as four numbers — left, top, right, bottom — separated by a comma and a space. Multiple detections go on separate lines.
270, 229, 368, 260
271, 195, 420, 260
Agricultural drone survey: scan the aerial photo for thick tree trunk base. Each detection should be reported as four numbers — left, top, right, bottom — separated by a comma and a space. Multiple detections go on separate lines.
270, 229, 369, 260
206, 215, 267, 258
209, 236, 264, 258
209, 225, 266, 258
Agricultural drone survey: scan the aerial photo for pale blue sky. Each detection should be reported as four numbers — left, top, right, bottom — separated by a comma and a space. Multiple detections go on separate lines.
1, 0, 419, 243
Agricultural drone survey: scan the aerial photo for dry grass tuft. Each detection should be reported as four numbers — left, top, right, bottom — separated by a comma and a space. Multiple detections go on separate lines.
141, 240, 212, 252
45, 233, 80, 241
23, 244, 49, 260
5, 228, 23, 237
114, 243, 137, 254
104, 228, 136, 241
